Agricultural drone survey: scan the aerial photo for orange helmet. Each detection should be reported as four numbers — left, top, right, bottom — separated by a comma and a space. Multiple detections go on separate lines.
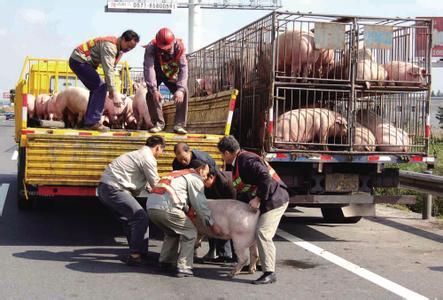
155, 27, 175, 50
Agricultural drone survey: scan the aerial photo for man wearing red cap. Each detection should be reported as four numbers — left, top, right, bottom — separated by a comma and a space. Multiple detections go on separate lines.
143, 28, 188, 134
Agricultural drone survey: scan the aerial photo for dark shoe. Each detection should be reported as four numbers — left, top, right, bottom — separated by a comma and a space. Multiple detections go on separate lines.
202, 251, 218, 262
212, 256, 234, 263
176, 268, 194, 278
83, 122, 110, 132
253, 272, 277, 285
123, 255, 146, 267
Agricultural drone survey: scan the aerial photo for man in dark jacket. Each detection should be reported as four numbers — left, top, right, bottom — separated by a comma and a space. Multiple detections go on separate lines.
172, 142, 218, 172
202, 168, 236, 262
217, 135, 289, 285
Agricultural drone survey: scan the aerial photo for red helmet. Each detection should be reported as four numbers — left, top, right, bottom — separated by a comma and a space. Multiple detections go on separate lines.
155, 27, 175, 50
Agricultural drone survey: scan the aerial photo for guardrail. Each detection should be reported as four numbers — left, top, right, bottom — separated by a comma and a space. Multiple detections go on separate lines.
399, 170, 443, 219
399, 171, 443, 197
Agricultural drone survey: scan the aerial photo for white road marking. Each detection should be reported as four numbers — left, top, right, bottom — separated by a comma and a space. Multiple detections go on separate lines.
11, 150, 18, 161
0, 184, 10, 216
277, 229, 428, 300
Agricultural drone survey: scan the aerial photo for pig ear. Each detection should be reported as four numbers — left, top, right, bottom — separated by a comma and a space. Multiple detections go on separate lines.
335, 116, 348, 125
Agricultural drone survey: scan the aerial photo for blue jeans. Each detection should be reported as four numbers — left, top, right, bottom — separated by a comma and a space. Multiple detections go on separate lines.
69, 58, 107, 125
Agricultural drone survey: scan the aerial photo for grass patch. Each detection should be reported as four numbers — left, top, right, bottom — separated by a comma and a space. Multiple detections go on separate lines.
376, 140, 443, 218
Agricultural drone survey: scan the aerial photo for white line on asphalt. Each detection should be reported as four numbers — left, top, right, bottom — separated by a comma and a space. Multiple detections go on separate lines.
277, 229, 428, 300
11, 150, 18, 161
0, 184, 10, 216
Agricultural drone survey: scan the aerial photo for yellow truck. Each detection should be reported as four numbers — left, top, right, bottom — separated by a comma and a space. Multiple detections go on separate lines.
12, 57, 237, 209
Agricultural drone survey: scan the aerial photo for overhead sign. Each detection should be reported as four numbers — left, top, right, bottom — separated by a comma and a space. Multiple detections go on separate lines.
105, 0, 176, 13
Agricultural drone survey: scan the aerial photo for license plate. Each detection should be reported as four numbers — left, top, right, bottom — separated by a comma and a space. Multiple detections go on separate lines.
325, 173, 359, 192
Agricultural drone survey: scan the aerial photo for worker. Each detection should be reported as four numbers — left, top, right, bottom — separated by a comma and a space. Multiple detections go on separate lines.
97, 135, 165, 266
217, 135, 289, 285
172, 142, 218, 172
69, 30, 140, 131
143, 27, 188, 134
202, 167, 236, 263
146, 159, 223, 278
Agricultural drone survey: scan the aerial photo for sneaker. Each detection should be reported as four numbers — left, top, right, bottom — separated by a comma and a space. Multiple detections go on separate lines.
173, 126, 188, 134
149, 126, 163, 133
176, 268, 194, 278
83, 122, 110, 132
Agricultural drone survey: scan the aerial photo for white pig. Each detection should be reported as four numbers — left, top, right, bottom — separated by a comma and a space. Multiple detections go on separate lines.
193, 200, 259, 278
382, 61, 427, 87
132, 82, 153, 130
275, 108, 348, 148
277, 29, 319, 80
353, 123, 376, 151
34, 94, 51, 119
26, 94, 36, 118
54, 87, 89, 126
356, 109, 410, 152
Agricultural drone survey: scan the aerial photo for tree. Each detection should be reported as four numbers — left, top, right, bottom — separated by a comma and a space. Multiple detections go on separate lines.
432, 90, 435, 97
438, 90, 442, 97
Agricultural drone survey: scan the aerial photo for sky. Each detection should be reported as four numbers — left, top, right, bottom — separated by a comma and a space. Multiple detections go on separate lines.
0, 0, 443, 98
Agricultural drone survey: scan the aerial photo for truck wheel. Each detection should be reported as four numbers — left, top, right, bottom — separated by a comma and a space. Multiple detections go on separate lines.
321, 207, 362, 224
17, 147, 34, 210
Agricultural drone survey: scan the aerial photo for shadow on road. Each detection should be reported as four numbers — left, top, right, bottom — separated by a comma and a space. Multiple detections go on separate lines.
366, 216, 443, 244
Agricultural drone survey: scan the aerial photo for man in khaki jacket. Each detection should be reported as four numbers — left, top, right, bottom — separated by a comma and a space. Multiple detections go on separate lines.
69, 30, 139, 131
146, 159, 223, 278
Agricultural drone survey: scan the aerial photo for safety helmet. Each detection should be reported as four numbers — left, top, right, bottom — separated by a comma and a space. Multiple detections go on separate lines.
155, 28, 175, 50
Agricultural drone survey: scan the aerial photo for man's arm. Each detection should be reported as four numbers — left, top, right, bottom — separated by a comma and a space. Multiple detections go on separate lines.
100, 42, 118, 92
186, 174, 214, 226
142, 155, 160, 189
143, 45, 158, 94
176, 53, 188, 93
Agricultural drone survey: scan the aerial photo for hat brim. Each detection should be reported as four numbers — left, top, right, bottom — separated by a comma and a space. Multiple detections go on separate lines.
157, 43, 174, 51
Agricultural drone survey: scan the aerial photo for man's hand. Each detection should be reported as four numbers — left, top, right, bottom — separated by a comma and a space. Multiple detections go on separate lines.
211, 223, 224, 236
249, 196, 261, 211
109, 90, 123, 108
153, 90, 163, 103
173, 90, 184, 104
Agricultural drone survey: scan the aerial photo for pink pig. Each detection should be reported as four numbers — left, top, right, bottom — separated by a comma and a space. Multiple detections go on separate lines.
382, 61, 427, 87
132, 82, 153, 130
275, 108, 348, 147
193, 200, 259, 278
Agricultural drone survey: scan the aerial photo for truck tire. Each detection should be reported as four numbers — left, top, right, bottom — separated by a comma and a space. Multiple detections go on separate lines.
321, 207, 362, 224
17, 147, 34, 210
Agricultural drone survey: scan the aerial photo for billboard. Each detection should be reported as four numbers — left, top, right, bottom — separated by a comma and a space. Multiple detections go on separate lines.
416, 17, 443, 57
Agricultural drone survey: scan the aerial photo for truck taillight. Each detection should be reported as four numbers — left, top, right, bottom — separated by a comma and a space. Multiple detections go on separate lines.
320, 155, 333, 161
425, 114, 431, 138
410, 155, 423, 162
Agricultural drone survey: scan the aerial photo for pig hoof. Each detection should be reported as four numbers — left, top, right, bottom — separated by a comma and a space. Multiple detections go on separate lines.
248, 267, 256, 274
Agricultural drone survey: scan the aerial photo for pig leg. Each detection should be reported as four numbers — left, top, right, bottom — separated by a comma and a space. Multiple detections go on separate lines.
248, 242, 259, 274
229, 235, 254, 278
